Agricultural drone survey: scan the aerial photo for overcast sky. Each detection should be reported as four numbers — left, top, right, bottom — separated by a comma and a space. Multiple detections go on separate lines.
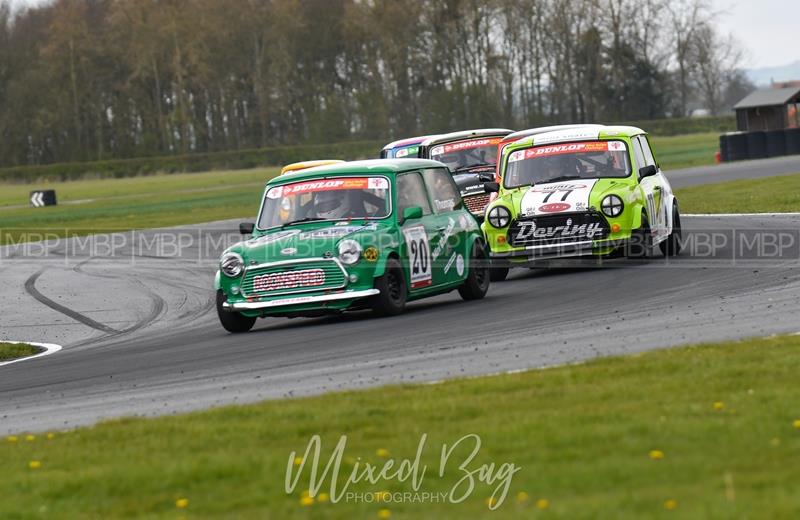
7, 0, 798, 69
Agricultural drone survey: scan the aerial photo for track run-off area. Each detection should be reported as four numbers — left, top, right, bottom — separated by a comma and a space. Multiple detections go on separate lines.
2, 156, 800, 434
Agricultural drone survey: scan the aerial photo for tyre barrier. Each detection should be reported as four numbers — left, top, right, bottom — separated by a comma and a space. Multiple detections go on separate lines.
786, 128, 800, 155
746, 131, 767, 159
720, 129, 800, 162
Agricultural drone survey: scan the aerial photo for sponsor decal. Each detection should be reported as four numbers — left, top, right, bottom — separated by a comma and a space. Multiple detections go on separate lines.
514, 218, 603, 241
249, 229, 300, 244
364, 246, 379, 262
403, 225, 432, 288
538, 202, 571, 213
269, 177, 388, 198
431, 218, 456, 260
434, 198, 456, 211
456, 254, 465, 276
299, 224, 377, 240
444, 252, 457, 274
523, 141, 611, 160
395, 146, 418, 158
533, 128, 600, 144
280, 247, 297, 255
253, 268, 325, 293
431, 138, 503, 157
508, 150, 525, 163
531, 183, 588, 192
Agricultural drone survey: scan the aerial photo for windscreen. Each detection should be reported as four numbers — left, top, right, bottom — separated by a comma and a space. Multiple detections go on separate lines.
429, 138, 503, 172
504, 140, 630, 188
258, 177, 391, 229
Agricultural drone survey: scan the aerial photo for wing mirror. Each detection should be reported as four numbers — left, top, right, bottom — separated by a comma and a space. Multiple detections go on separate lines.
239, 222, 255, 235
639, 165, 657, 179
401, 206, 423, 223
483, 182, 500, 193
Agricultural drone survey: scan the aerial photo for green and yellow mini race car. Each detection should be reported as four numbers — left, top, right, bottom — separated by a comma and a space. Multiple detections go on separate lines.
482, 125, 682, 281
215, 159, 490, 333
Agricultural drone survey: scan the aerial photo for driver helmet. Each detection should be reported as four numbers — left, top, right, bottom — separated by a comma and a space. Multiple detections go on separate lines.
438, 153, 461, 170
314, 191, 350, 219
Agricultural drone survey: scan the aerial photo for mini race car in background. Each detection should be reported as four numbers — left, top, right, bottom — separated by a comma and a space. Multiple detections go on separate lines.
280, 159, 344, 175
379, 135, 439, 159
482, 125, 682, 281
216, 159, 490, 333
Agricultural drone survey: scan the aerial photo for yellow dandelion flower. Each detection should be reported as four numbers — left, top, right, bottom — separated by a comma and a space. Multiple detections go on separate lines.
6, 435, 18, 443
536, 498, 549, 510
376, 448, 390, 458
317, 492, 329, 503
485, 497, 498, 508
293, 456, 304, 466
29, 461, 42, 470
516, 491, 530, 503
793, 419, 800, 429
25, 435, 35, 442
46, 432, 55, 440
301, 489, 311, 498
300, 496, 314, 506
378, 509, 392, 519
664, 499, 677, 510
649, 450, 664, 460
175, 498, 189, 509
713, 402, 724, 411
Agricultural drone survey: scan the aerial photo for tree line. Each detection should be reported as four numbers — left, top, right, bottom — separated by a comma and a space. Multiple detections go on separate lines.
0, 0, 752, 167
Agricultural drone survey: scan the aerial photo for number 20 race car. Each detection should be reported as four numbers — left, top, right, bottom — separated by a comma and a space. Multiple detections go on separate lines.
215, 159, 490, 333
482, 125, 682, 280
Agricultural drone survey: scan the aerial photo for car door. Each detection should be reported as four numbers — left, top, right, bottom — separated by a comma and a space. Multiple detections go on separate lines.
635, 135, 669, 240
632, 136, 665, 239
639, 135, 671, 239
396, 172, 438, 291
422, 167, 469, 285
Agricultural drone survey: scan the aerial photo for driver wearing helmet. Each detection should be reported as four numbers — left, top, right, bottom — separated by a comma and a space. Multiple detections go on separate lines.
312, 191, 359, 220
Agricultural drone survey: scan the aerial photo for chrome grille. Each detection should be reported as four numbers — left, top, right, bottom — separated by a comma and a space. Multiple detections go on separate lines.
240, 259, 347, 298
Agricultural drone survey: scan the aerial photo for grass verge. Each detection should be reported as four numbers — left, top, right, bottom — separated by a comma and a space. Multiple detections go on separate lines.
651, 132, 719, 170
3, 335, 800, 518
0, 342, 42, 362
675, 172, 800, 213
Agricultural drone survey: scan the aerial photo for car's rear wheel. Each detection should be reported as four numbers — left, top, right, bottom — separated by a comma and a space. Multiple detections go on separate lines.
216, 290, 256, 333
627, 212, 652, 259
660, 202, 683, 257
458, 242, 490, 300
370, 257, 407, 316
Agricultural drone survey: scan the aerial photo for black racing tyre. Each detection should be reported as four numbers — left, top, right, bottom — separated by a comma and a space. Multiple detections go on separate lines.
370, 257, 407, 316
216, 290, 256, 333
458, 242, 490, 301
660, 202, 683, 257
489, 266, 509, 282
627, 212, 652, 259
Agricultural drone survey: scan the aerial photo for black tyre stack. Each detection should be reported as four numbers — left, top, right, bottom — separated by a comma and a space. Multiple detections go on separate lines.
765, 129, 787, 157
725, 132, 749, 162
746, 131, 767, 159
786, 128, 800, 155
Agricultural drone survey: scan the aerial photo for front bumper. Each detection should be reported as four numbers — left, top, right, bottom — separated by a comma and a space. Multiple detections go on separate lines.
223, 288, 379, 311
490, 238, 628, 264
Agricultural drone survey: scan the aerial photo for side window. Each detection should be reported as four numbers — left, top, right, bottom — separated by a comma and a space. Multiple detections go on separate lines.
422, 167, 463, 213
638, 135, 657, 168
631, 138, 647, 172
396, 172, 432, 217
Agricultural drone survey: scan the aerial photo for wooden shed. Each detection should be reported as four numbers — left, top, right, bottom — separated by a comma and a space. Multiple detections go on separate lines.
734, 87, 800, 131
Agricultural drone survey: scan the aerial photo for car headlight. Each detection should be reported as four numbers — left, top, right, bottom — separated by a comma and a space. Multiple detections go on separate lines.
338, 239, 362, 265
220, 252, 244, 278
601, 195, 624, 218
487, 205, 511, 228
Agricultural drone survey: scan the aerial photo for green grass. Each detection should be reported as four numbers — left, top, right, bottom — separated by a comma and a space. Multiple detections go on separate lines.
0, 342, 41, 362
651, 132, 719, 171
3, 335, 800, 518
675, 172, 800, 213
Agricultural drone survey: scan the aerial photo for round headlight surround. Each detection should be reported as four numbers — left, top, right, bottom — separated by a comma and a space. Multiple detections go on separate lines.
487, 205, 511, 228
338, 239, 362, 265
220, 252, 244, 278
601, 195, 624, 218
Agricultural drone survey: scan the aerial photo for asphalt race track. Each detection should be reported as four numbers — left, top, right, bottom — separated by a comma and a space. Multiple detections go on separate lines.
2, 156, 800, 434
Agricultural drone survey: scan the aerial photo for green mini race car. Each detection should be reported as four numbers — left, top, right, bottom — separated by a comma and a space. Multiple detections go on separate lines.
482, 125, 682, 281
215, 159, 490, 333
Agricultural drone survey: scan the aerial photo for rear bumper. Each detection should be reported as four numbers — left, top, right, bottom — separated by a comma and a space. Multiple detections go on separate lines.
223, 288, 379, 311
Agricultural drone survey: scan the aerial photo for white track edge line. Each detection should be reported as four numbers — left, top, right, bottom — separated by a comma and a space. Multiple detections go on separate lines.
0, 341, 62, 367
684, 213, 800, 217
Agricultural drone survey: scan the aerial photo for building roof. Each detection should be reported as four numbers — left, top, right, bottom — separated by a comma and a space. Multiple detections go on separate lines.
734, 87, 800, 109
268, 158, 443, 183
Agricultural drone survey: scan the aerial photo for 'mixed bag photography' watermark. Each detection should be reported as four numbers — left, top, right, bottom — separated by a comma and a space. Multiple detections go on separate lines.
285, 434, 520, 510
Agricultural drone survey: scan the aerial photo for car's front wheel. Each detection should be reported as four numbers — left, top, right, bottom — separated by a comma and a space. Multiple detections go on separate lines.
660, 202, 683, 257
458, 242, 490, 300
370, 257, 407, 316
216, 290, 257, 333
